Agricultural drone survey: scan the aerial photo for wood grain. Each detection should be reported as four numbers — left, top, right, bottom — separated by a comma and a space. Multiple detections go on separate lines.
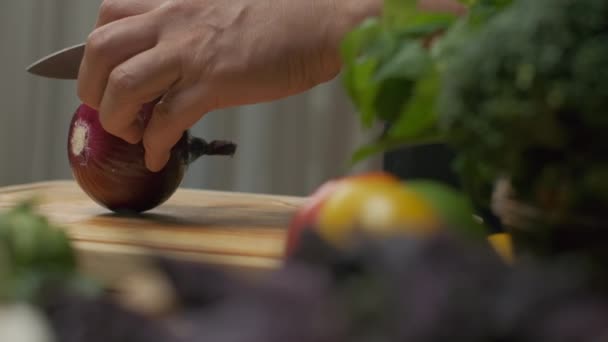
0, 180, 306, 284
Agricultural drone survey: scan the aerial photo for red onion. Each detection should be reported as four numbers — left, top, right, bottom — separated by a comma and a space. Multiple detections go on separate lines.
67, 102, 236, 213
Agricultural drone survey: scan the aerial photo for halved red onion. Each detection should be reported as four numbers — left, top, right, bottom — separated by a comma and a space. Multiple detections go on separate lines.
67, 102, 236, 213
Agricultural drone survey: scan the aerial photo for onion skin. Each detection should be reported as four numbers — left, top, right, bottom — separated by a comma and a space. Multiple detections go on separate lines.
67, 103, 236, 214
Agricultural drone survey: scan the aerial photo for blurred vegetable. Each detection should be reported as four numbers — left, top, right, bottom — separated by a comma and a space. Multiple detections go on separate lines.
438, 0, 608, 217
487, 232, 514, 264
0, 201, 100, 303
340, 0, 512, 164
0, 201, 76, 273
315, 178, 442, 246
285, 172, 399, 256
285, 172, 490, 259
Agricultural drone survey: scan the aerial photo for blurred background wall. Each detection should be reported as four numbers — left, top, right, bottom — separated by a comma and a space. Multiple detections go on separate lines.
0, 1, 382, 197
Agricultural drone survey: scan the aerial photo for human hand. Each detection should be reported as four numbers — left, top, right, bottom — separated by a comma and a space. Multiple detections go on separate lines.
78, 0, 381, 171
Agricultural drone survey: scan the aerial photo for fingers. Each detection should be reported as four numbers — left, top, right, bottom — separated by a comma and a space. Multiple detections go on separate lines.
97, 45, 181, 145
143, 85, 215, 171
95, 0, 166, 28
79, 0, 167, 108
78, 13, 161, 109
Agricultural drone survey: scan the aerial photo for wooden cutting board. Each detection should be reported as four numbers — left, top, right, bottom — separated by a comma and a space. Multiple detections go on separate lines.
0, 180, 306, 284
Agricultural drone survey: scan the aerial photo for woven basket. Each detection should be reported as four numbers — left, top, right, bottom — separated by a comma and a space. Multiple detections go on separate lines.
491, 178, 608, 260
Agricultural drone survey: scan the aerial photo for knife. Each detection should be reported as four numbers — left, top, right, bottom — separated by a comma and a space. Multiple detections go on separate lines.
26, 43, 85, 80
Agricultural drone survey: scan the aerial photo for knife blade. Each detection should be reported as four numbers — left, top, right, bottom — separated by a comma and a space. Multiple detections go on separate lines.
26, 43, 85, 80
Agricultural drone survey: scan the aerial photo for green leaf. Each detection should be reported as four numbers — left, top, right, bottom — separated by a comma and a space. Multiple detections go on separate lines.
0, 200, 77, 273
387, 67, 442, 140
350, 139, 404, 166
384, 0, 458, 31
340, 18, 383, 63
370, 41, 432, 123
0, 200, 89, 303
340, 0, 512, 165
383, 0, 419, 28
340, 2, 459, 130
341, 18, 384, 127
405, 180, 489, 240
344, 59, 381, 127
466, 0, 514, 27
348, 67, 446, 165
374, 41, 431, 81
459, 0, 477, 5
3, 207, 76, 272
398, 12, 458, 33
349, 133, 444, 166
373, 78, 414, 123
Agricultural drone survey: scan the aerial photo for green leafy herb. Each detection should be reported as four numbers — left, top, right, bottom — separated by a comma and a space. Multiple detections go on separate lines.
341, 0, 510, 163
437, 0, 608, 215
0, 200, 102, 303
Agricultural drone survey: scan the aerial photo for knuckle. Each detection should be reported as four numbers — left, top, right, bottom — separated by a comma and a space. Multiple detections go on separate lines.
160, 0, 180, 14
85, 28, 111, 58
98, 0, 122, 23
108, 66, 138, 93
159, 0, 190, 18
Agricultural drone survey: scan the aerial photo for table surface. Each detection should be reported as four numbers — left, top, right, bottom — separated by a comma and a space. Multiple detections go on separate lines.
0, 180, 306, 283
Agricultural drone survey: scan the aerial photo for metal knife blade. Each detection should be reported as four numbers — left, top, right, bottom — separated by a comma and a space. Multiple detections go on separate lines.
26, 43, 85, 79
